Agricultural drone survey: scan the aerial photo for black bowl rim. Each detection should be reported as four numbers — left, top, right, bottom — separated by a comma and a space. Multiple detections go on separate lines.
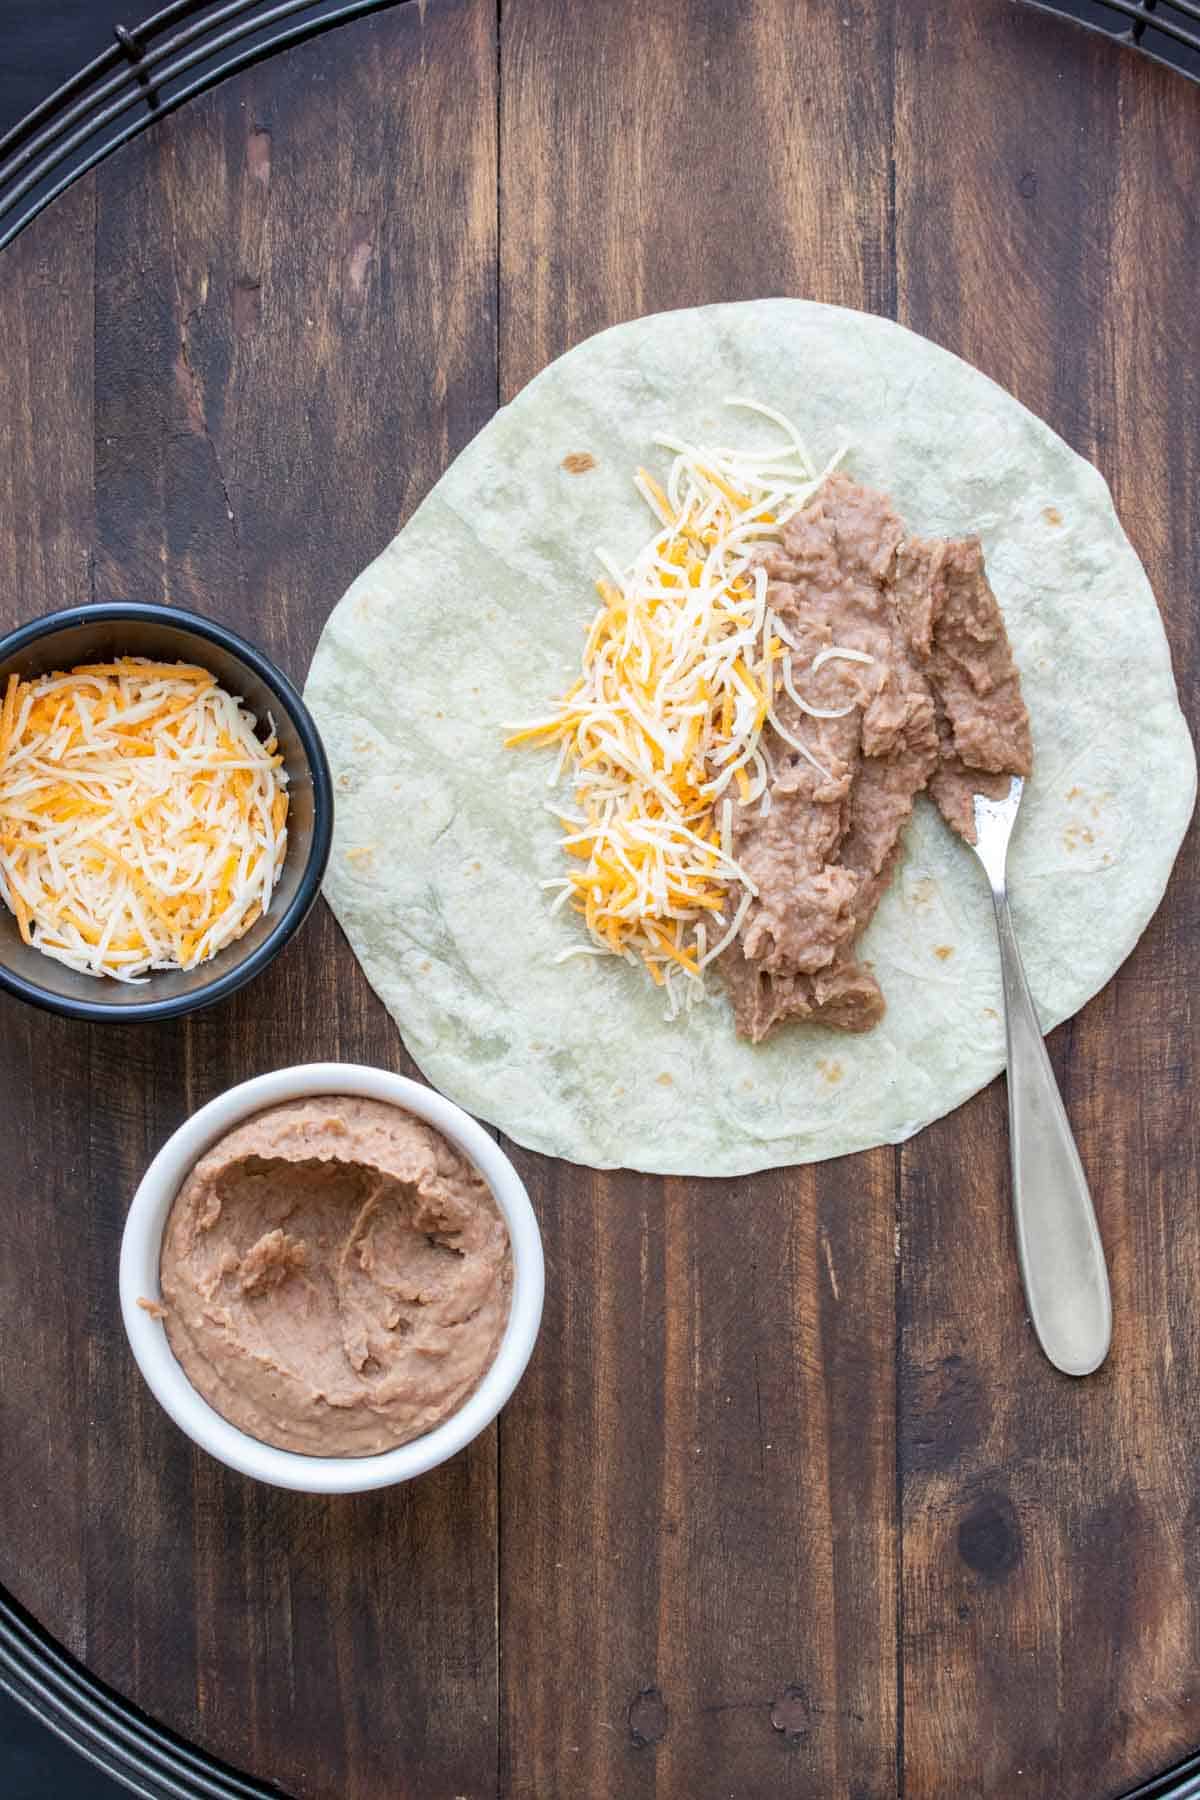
0, 601, 334, 1023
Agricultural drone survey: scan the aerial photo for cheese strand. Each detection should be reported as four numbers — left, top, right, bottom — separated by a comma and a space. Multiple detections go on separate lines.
0, 657, 289, 980
508, 404, 858, 1013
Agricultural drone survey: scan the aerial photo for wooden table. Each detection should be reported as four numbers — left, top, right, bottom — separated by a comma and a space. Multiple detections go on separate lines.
1, 2, 1197, 1795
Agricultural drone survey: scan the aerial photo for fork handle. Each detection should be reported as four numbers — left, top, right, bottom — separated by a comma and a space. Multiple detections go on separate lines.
991, 887, 1112, 1376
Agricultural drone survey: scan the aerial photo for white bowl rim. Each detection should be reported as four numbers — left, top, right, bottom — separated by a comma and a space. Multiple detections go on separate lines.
119, 1062, 544, 1494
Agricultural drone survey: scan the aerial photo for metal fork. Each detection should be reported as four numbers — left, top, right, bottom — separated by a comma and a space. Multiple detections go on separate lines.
971, 776, 1112, 1376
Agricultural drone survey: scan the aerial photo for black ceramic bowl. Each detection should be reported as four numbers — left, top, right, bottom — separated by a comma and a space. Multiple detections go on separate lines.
0, 603, 333, 1021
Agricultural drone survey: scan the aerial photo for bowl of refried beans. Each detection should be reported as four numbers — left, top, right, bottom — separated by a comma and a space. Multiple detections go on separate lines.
119, 1064, 544, 1493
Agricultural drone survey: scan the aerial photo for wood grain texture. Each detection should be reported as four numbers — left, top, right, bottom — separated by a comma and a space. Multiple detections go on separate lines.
0, 174, 95, 1655
498, 4, 899, 1796
894, 5, 1200, 1798
1, 5, 500, 1798
0, 2, 1198, 1797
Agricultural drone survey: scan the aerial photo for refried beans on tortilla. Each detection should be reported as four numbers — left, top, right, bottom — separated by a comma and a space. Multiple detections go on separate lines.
510, 408, 1031, 1040
721, 474, 1031, 1040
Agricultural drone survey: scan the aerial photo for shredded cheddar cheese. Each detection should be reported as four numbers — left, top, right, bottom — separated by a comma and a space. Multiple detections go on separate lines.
507, 399, 857, 1015
0, 658, 289, 980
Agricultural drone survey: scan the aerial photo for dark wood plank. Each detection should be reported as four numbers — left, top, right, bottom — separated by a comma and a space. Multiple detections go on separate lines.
498, 4, 899, 1795
1, 5, 500, 1798
895, 5, 1200, 1796
0, 173, 95, 1655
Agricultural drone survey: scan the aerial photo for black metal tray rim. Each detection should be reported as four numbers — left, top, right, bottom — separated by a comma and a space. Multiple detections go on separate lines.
0, 1585, 278, 1799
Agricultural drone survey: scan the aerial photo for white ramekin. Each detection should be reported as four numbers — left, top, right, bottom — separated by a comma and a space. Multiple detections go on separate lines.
119, 1063, 544, 1494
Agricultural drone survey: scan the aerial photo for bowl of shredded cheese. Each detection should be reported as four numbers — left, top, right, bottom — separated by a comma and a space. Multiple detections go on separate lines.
0, 602, 333, 1020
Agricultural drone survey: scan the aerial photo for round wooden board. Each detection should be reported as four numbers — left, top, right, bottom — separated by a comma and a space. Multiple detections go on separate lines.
1, 2, 1198, 1796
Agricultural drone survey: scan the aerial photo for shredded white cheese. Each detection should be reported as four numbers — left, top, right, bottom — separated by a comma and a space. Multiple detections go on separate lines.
507, 400, 860, 1013
0, 658, 289, 981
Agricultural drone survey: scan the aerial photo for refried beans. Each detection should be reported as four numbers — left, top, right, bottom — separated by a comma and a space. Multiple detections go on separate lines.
720, 473, 1031, 1041
158, 1097, 513, 1456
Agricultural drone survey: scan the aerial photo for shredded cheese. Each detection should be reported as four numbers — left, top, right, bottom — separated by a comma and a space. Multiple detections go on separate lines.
0, 658, 289, 981
507, 399, 859, 1014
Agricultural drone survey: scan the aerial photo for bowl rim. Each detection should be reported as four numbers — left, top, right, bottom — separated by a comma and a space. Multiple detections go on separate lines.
119, 1063, 545, 1493
0, 601, 334, 1022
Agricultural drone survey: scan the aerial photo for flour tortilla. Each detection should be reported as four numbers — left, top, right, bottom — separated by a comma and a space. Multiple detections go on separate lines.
305, 301, 1195, 1175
